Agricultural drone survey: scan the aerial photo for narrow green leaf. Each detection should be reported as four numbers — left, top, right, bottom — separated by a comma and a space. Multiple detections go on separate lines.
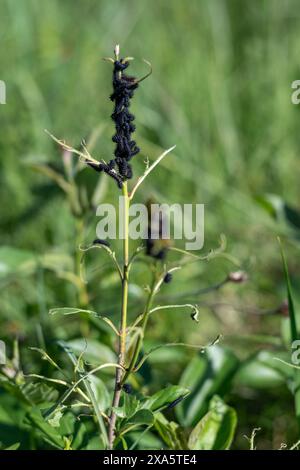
142, 385, 190, 412
118, 410, 155, 439
278, 238, 300, 429
124, 393, 141, 418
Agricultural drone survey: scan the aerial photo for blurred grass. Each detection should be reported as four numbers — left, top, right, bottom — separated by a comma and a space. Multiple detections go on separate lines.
1, 0, 300, 449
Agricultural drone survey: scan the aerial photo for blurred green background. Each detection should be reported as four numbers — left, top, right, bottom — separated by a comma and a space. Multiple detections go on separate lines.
1, 0, 300, 450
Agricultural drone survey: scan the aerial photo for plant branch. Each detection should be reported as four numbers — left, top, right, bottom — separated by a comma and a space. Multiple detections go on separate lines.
134, 335, 222, 372
121, 274, 157, 386
108, 182, 130, 449
120, 266, 181, 386
79, 243, 123, 281
149, 303, 199, 321
129, 145, 176, 200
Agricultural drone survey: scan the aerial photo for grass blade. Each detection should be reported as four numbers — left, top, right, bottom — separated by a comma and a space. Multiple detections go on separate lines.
278, 238, 300, 429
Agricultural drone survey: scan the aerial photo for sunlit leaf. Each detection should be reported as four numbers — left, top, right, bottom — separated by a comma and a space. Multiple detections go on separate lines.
142, 385, 190, 412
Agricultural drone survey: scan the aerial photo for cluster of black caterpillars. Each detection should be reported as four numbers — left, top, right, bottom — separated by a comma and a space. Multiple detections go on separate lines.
87, 59, 139, 188
90, 55, 171, 265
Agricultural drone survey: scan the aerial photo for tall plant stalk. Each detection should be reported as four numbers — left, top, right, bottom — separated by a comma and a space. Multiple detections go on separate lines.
46, 47, 178, 449
108, 181, 130, 449
121, 276, 156, 386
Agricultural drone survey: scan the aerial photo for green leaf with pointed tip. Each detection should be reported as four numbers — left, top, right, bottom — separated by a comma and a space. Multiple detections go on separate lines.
124, 393, 141, 418
142, 385, 190, 412
188, 396, 237, 450
71, 421, 89, 450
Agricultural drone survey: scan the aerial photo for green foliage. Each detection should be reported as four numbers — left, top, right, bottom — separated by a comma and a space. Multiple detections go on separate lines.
142, 386, 190, 412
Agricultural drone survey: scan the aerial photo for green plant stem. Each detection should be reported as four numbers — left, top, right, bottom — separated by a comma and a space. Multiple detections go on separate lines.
108, 182, 130, 449
75, 218, 89, 307
121, 275, 156, 385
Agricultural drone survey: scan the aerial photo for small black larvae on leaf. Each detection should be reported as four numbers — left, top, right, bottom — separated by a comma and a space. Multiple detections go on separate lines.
166, 396, 185, 410
163, 272, 173, 283
110, 59, 140, 183
93, 238, 111, 247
